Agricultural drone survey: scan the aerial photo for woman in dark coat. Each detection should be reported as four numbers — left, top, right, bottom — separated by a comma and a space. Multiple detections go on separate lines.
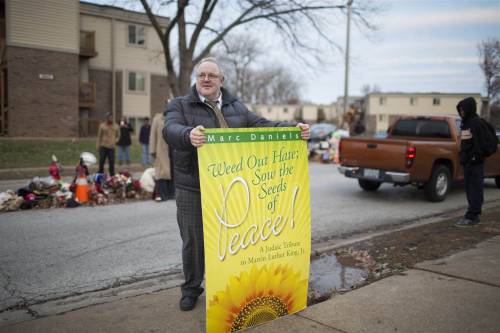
117, 116, 134, 166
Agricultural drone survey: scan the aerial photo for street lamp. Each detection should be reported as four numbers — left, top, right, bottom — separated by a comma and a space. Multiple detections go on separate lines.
343, 0, 353, 118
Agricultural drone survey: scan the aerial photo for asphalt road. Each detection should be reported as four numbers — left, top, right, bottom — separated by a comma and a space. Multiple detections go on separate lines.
1, 162, 500, 311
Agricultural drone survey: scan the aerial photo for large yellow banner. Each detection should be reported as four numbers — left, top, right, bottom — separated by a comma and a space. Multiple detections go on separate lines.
198, 127, 311, 332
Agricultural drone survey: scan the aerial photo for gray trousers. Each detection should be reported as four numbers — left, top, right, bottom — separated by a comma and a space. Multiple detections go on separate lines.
175, 188, 205, 297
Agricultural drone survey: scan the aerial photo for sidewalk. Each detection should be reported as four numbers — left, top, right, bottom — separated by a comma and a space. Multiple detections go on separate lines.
1, 236, 499, 333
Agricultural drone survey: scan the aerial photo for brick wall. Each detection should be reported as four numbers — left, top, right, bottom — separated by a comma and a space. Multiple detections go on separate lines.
85, 69, 123, 136
7, 46, 79, 137
89, 69, 112, 123
150, 74, 170, 117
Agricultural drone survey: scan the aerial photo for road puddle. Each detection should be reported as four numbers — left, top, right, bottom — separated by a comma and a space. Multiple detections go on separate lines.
308, 252, 368, 304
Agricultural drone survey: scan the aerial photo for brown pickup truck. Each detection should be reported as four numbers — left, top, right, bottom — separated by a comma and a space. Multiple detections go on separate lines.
338, 115, 500, 202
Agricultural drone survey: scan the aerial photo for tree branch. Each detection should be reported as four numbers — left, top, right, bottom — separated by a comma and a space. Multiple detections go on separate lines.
193, 2, 261, 64
185, 22, 219, 35
193, 3, 345, 64
188, 0, 218, 54
177, 0, 188, 57
139, 0, 190, 97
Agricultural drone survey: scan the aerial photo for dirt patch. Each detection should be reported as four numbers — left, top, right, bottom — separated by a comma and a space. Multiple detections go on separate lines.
349, 206, 500, 270
309, 205, 500, 304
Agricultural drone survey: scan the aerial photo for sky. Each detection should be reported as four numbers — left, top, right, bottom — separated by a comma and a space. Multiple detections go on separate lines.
87, 0, 500, 104
306, 0, 500, 104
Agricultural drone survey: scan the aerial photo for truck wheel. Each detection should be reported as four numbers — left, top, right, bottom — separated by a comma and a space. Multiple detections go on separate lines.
424, 165, 451, 202
358, 179, 381, 191
495, 176, 500, 189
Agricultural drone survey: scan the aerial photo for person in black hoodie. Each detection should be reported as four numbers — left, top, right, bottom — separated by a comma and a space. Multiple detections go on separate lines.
456, 97, 483, 227
117, 116, 134, 166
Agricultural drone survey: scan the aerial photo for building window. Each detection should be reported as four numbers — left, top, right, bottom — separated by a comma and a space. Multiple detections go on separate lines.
378, 114, 387, 122
128, 24, 145, 46
410, 97, 417, 106
267, 107, 272, 113
433, 97, 440, 106
379, 97, 387, 105
128, 72, 146, 92
283, 107, 288, 113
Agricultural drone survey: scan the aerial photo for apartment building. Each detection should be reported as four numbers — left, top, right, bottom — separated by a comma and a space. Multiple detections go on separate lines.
252, 104, 298, 122
364, 92, 487, 134
1, 0, 169, 137
302, 104, 337, 123
251, 104, 337, 124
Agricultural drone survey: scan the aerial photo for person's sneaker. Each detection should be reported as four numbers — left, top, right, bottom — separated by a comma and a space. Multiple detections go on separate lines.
155, 196, 162, 202
455, 217, 480, 227
179, 296, 197, 311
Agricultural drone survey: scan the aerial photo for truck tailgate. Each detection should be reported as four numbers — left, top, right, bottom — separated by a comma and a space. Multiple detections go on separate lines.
341, 137, 409, 171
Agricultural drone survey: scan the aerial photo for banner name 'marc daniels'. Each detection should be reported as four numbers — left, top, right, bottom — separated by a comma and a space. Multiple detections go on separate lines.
215, 177, 299, 262
206, 131, 301, 144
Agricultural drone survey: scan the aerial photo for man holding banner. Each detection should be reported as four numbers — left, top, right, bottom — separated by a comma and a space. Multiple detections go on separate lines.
164, 57, 310, 314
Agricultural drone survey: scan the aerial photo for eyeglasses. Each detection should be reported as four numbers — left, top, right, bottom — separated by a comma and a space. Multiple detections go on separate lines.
197, 73, 221, 80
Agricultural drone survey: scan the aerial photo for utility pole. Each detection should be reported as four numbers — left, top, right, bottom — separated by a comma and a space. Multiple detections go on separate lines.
343, 0, 353, 116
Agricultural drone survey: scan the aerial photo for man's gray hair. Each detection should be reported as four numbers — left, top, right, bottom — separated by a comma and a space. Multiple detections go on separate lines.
194, 57, 225, 78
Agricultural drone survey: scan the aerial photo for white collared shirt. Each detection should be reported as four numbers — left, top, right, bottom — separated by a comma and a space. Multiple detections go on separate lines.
199, 91, 222, 106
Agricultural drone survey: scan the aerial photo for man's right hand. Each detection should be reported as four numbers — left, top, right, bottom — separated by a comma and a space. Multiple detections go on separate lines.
189, 125, 206, 148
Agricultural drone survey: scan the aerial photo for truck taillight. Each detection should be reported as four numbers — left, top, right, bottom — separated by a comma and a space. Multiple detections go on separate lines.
405, 145, 416, 168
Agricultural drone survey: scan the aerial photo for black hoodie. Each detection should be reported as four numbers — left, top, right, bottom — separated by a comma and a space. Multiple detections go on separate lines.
457, 97, 483, 165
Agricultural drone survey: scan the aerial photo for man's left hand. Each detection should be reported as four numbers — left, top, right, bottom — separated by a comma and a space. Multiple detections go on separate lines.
297, 123, 310, 140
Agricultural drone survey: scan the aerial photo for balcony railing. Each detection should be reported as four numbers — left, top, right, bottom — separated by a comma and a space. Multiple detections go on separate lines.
79, 82, 96, 108
80, 31, 98, 58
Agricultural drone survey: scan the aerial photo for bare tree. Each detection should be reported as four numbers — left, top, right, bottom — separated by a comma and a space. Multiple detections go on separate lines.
248, 66, 300, 104
266, 67, 300, 104
213, 35, 300, 104
214, 34, 261, 101
133, 0, 377, 97
360, 83, 381, 96
478, 38, 500, 105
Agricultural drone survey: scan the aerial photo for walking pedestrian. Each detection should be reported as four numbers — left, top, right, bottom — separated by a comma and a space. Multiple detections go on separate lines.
139, 117, 152, 166
163, 57, 310, 311
117, 116, 134, 166
96, 112, 119, 175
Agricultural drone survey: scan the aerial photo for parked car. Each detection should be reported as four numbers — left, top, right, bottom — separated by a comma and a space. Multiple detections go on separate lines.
338, 115, 500, 202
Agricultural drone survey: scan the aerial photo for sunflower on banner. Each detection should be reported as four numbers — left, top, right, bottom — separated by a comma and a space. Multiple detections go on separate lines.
198, 127, 311, 333
207, 264, 308, 332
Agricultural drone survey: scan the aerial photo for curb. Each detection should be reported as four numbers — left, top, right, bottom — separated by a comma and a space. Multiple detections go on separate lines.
0, 164, 148, 180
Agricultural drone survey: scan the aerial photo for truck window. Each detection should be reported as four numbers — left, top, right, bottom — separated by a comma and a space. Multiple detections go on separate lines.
392, 119, 451, 138
391, 119, 416, 136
